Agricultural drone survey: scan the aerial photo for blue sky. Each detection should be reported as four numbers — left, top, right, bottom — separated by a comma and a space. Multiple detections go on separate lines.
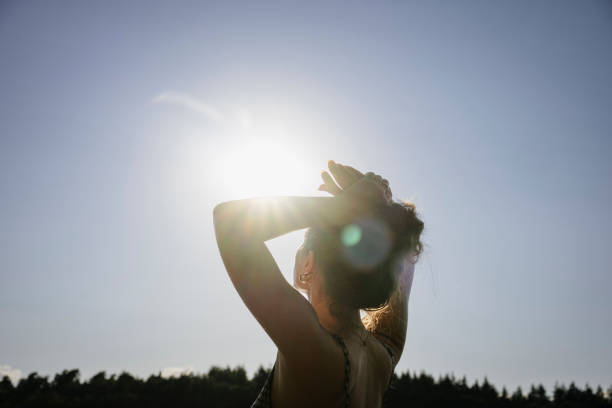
1, 1, 611, 392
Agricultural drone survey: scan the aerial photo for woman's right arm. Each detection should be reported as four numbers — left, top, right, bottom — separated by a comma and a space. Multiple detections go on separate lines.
213, 176, 386, 364
213, 196, 355, 360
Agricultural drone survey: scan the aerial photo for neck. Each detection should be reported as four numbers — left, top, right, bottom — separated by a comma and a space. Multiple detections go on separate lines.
311, 295, 364, 334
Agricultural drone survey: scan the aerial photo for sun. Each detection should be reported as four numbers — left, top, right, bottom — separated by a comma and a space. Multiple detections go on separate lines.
206, 104, 324, 199
214, 137, 313, 198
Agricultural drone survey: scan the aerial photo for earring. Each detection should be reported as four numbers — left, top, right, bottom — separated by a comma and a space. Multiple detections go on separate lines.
299, 273, 311, 283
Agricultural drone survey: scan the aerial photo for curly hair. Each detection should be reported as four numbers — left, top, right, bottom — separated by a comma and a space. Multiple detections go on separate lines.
302, 201, 424, 310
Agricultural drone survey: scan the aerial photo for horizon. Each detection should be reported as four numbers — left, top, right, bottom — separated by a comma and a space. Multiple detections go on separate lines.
4, 364, 610, 396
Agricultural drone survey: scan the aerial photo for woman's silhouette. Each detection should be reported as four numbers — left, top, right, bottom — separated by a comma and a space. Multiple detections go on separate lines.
213, 161, 424, 408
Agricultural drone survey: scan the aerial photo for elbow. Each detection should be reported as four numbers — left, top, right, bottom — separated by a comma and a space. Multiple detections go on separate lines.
213, 201, 236, 225
213, 201, 248, 243
213, 202, 231, 240
213, 201, 229, 221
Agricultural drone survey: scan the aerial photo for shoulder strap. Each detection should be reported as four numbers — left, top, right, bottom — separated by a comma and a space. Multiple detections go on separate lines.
250, 365, 275, 408
381, 340, 397, 369
328, 332, 351, 408
378, 338, 397, 407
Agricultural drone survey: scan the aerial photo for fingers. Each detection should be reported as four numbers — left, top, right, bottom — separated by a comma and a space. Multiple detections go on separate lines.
365, 172, 393, 202
319, 171, 343, 196
321, 161, 392, 202
329, 160, 361, 189
339, 163, 363, 180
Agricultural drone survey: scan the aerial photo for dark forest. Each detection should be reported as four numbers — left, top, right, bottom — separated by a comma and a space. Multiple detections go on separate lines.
1, 366, 610, 407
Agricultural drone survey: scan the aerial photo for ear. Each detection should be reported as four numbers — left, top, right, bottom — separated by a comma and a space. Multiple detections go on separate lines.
303, 250, 314, 274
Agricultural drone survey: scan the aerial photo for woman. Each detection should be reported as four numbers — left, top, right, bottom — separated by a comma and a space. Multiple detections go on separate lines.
213, 161, 424, 408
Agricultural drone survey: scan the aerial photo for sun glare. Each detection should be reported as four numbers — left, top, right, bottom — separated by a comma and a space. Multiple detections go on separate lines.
184, 105, 326, 199
215, 137, 313, 198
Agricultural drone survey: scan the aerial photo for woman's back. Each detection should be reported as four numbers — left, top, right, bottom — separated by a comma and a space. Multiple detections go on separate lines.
340, 331, 395, 408
253, 324, 395, 408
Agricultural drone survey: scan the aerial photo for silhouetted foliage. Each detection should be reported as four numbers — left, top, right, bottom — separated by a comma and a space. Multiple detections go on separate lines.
0, 368, 610, 408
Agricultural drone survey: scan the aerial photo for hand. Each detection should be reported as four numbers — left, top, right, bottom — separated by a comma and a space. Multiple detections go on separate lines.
319, 160, 393, 204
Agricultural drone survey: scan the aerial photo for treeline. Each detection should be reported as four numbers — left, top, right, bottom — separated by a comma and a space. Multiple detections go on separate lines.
1, 366, 610, 408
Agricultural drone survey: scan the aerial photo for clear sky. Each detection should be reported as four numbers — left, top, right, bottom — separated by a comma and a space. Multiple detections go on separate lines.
1, 0, 611, 393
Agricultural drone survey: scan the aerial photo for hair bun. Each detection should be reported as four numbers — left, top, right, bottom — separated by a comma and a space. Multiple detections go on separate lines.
304, 201, 424, 310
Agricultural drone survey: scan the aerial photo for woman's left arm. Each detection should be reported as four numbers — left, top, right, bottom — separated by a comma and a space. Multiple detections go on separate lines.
213, 196, 358, 364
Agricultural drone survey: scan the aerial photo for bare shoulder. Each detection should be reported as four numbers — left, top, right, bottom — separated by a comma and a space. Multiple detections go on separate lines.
273, 329, 348, 406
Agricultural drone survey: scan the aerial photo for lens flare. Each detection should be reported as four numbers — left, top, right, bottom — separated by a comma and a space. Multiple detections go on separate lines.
341, 224, 362, 247
341, 217, 392, 271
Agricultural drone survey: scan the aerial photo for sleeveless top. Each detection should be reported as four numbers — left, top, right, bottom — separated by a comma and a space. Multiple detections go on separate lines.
250, 331, 396, 408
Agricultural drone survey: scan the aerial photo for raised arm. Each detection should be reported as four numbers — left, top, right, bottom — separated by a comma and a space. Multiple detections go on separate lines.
213, 197, 351, 360
362, 259, 414, 364
318, 161, 420, 364
213, 182, 384, 363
